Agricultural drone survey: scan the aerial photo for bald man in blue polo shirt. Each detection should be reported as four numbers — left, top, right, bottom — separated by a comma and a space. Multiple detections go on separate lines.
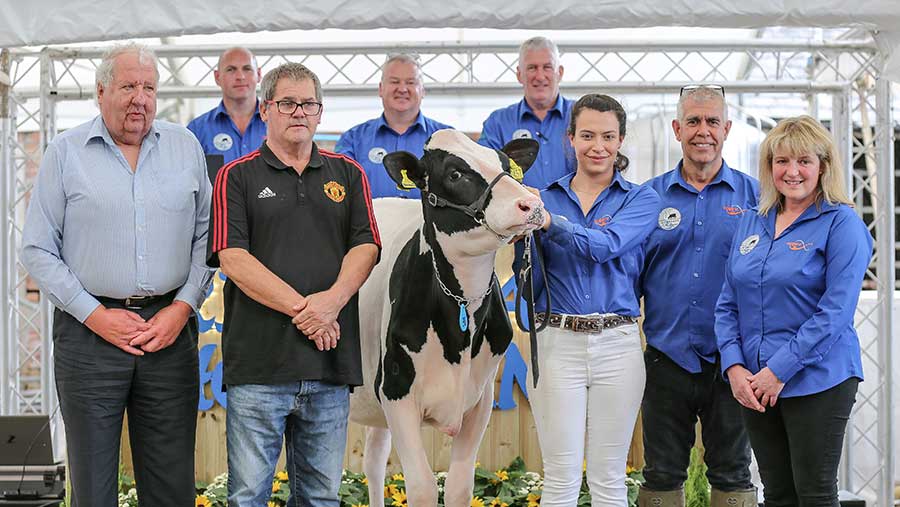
336, 53, 452, 198
188, 47, 267, 165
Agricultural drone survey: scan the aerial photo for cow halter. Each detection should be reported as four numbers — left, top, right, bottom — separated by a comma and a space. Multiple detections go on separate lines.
430, 251, 494, 333
423, 171, 515, 240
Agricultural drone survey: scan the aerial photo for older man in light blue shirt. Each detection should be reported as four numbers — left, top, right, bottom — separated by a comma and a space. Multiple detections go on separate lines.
22, 42, 212, 507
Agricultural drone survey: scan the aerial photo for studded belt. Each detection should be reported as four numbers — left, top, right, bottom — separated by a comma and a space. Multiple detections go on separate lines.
535, 313, 637, 333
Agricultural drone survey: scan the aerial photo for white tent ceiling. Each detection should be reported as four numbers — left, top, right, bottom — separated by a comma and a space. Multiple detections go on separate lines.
5, 0, 900, 79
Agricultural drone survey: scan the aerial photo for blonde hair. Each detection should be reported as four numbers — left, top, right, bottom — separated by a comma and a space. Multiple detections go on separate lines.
757, 115, 852, 215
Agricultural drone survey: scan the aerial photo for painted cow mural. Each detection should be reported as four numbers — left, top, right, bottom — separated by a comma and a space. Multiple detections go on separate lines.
350, 129, 544, 507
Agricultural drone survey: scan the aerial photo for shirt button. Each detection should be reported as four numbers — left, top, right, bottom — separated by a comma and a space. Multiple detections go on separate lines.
696, 220, 703, 226
138, 255, 144, 260
584, 294, 591, 299
699, 195, 704, 200
692, 300, 698, 305
300, 193, 306, 198
695, 247, 702, 252
693, 272, 700, 278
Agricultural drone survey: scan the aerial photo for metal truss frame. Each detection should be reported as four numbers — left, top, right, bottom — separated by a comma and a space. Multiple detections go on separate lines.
0, 37, 894, 506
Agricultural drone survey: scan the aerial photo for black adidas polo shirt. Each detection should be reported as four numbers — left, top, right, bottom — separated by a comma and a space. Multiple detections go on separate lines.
207, 141, 381, 387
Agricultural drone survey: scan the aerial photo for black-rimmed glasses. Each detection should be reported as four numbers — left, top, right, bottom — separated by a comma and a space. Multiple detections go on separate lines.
679, 84, 725, 97
268, 99, 323, 116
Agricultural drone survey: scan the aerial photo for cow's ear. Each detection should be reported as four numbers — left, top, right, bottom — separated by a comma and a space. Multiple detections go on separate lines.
383, 151, 427, 190
501, 138, 539, 181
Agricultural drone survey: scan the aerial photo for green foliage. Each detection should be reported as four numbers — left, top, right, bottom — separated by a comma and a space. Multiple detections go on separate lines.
685, 447, 710, 507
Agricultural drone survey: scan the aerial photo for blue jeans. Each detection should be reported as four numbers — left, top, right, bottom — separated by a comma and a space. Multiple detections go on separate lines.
226, 381, 350, 507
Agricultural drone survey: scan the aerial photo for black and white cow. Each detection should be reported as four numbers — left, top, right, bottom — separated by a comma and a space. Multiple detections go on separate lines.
350, 129, 544, 507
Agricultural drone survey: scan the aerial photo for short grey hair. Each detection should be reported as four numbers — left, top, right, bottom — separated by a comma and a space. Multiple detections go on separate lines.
95, 42, 159, 89
677, 87, 729, 122
381, 52, 423, 83
518, 36, 561, 69
260, 62, 322, 103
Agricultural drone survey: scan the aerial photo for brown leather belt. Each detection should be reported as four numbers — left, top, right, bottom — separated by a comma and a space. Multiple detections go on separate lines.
535, 312, 637, 333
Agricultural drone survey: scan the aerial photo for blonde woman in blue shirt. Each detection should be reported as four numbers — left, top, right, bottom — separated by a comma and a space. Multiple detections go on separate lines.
715, 116, 872, 507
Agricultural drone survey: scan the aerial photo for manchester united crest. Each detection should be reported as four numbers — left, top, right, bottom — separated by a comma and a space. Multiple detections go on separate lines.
323, 181, 346, 203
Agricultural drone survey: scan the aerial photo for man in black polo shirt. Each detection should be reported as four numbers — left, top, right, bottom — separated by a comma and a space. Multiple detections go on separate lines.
207, 62, 381, 507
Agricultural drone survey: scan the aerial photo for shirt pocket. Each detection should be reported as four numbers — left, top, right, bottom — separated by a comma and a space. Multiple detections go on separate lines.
149, 165, 199, 213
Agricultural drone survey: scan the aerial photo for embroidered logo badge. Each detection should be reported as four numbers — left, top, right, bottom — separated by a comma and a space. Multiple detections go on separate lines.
257, 187, 276, 199
594, 215, 612, 227
739, 234, 760, 255
512, 128, 532, 140
368, 147, 387, 164
323, 181, 346, 203
213, 133, 233, 152
723, 204, 749, 216
786, 240, 813, 251
658, 207, 681, 230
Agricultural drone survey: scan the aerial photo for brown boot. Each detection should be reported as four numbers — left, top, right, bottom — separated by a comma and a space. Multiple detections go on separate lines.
710, 487, 758, 507
638, 486, 685, 507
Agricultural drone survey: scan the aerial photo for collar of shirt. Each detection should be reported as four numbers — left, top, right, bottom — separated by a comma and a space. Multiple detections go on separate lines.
375, 111, 426, 135
86, 115, 160, 148
547, 169, 631, 204
762, 199, 842, 237
260, 140, 324, 171
518, 93, 566, 121
666, 159, 737, 193
213, 99, 262, 122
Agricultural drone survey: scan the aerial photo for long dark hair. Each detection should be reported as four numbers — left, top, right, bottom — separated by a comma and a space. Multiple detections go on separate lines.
567, 94, 629, 172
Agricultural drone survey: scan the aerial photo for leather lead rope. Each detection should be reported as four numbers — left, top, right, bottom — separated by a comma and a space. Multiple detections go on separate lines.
515, 231, 550, 388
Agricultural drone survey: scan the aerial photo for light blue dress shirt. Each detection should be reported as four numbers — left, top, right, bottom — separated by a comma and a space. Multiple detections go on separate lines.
715, 202, 872, 397
641, 161, 759, 373
22, 116, 214, 322
478, 94, 575, 189
335, 112, 452, 199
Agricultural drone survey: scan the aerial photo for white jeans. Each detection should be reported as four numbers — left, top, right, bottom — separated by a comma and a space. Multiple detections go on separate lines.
530, 322, 645, 507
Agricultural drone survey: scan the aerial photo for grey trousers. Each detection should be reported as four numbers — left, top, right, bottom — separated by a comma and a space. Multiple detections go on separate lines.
53, 300, 199, 507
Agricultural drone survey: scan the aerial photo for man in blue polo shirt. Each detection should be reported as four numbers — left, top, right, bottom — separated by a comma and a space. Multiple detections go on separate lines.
478, 36, 574, 189
639, 85, 759, 507
336, 53, 452, 198
188, 47, 266, 165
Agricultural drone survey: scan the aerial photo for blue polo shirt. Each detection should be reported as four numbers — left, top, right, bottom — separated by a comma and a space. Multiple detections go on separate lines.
187, 100, 267, 164
478, 95, 575, 189
335, 112, 452, 199
640, 161, 759, 373
715, 202, 871, 397
516, 171, 659, 317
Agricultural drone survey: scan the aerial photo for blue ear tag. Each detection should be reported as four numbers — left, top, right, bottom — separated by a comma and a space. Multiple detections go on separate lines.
459, 303, 468, 332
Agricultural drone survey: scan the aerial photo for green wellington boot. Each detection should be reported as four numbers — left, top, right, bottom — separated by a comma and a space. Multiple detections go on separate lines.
638, 486, 685, 507
710, 487, 758, 507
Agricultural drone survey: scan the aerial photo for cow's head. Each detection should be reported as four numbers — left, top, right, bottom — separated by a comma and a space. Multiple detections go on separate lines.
383, 129, 544, 253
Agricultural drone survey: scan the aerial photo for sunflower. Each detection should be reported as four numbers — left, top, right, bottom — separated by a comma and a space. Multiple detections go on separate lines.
391, 489, 408, 507
195, 495, 212, 507
471, 497, 485, 507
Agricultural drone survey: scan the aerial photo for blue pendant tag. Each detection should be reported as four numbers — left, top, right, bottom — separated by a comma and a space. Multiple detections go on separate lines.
459, 303, 468, 332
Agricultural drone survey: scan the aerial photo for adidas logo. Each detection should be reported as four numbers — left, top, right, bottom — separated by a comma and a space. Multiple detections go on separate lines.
257, 187, 276, 199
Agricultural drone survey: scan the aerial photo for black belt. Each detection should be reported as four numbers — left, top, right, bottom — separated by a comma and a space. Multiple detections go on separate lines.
535, 313, 637, 333
95, 290, 177, 310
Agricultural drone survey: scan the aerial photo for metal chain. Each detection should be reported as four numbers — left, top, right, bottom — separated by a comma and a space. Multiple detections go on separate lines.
430, 252, 494, 307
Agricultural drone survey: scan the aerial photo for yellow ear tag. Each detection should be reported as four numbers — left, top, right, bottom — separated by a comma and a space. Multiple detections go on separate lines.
509, 160, 524, 182
399, 169, 416, 190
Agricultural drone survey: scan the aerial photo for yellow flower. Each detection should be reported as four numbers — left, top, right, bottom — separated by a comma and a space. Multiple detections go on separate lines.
489, 499, 509, 507
494, 470, 509, 482
472, 497, 486, 507
195, 495, 212, 507
385, 484, 399, 498
362, 477, 369, 484
475, 462, 481, 468
391, 489, 408, 506
272, 481, 281, 493
527, 493, 541, 507
275, 470, 289, 482
267, 502, 277, 507
352, 504, 368, 507
392, 473, 405, 481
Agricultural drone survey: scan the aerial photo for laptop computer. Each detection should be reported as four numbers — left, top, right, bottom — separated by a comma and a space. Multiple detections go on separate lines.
0, 416, 55, 466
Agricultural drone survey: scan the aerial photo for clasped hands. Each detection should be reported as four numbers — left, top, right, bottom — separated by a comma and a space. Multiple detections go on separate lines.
726, 365, 785, 413
291, 290, 343, 352
84, 301, 192, 356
